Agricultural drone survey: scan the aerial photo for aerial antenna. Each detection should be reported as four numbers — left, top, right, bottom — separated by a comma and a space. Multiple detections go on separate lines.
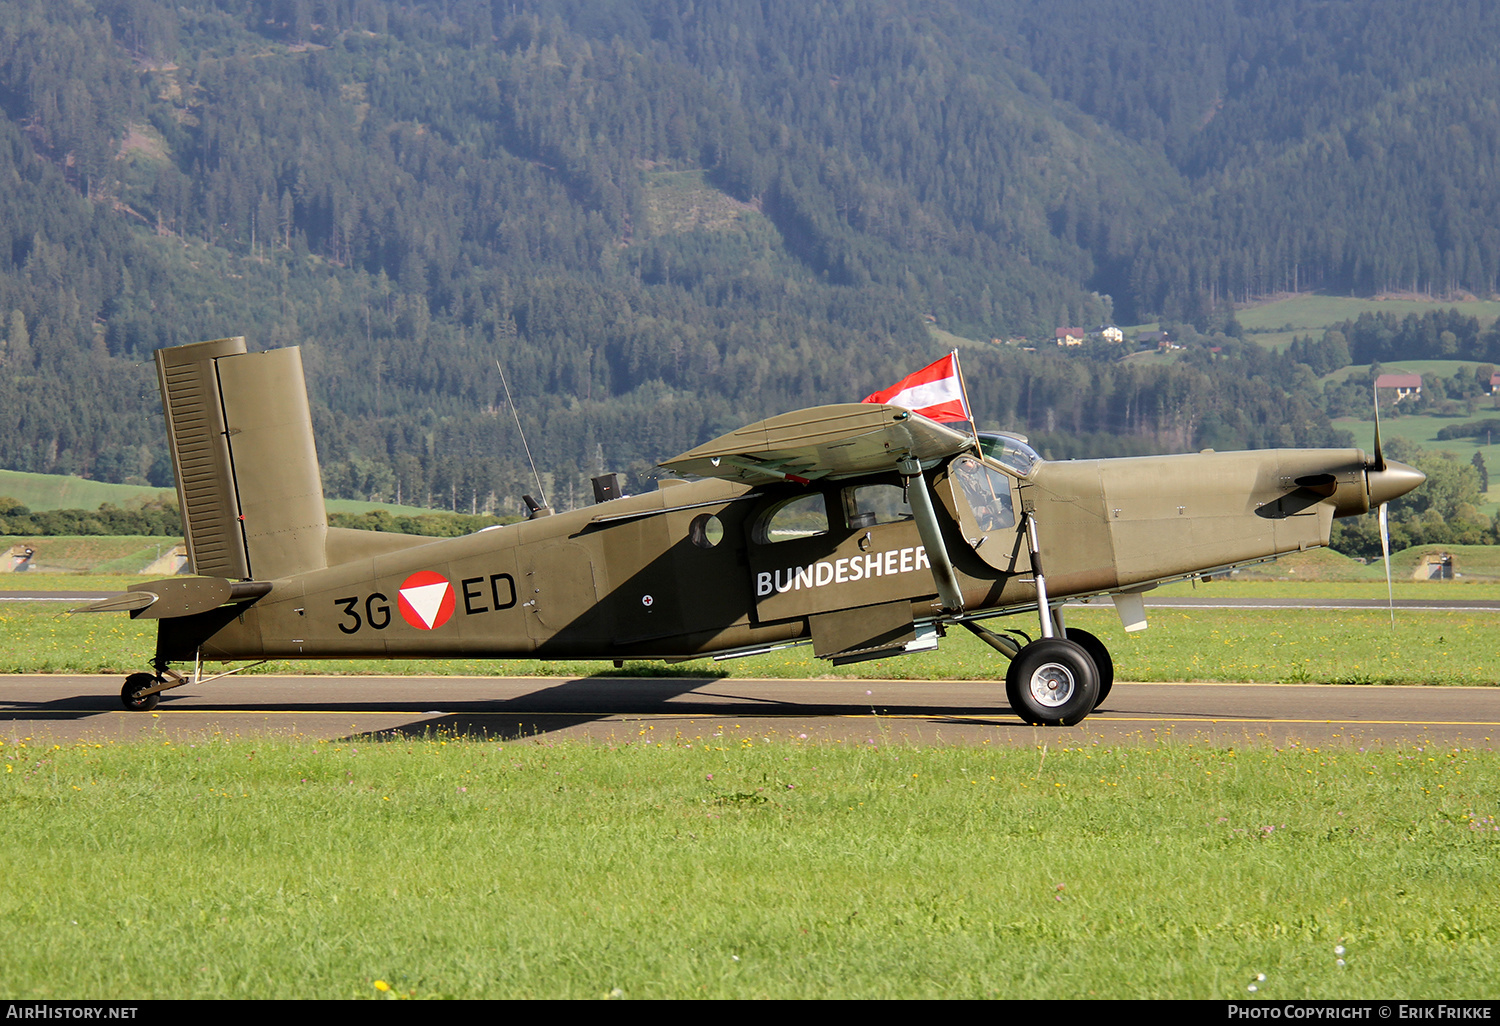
495, 357, 547, 510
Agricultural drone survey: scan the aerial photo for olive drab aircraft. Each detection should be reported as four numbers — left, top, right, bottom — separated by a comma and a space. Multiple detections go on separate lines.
78, 339, 1424, 726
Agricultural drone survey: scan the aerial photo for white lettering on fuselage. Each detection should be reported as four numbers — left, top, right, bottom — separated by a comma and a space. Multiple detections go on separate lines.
756, 547, 930, 597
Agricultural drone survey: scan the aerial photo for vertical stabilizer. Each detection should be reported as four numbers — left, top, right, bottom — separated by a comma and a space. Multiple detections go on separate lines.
156, 338, 328, 580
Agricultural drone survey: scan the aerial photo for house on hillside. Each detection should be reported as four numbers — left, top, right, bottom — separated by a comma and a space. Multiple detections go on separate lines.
1375, 373, 1423, 401
1096, 325, 1124, 343
1489, 373, 1500, 395
1055, 327, 1084, 346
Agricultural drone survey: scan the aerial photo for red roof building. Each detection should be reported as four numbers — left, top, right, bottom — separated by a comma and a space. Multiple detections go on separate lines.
1375, 373, 1422, 400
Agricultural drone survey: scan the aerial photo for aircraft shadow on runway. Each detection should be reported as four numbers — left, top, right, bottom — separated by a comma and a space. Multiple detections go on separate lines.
337, 677, 1021, 742
1, 675, 1026, 742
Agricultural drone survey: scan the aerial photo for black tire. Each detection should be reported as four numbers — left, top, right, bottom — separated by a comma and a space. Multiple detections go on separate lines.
1004, 638, 1100, 726
1064, 627, 1114, 709
121, 673, 160, 711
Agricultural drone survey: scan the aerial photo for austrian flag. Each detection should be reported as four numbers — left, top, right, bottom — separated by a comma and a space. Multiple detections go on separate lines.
861, 352, 971, 423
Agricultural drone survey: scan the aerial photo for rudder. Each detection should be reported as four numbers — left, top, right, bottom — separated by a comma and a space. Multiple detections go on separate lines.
156, 337, 328, 581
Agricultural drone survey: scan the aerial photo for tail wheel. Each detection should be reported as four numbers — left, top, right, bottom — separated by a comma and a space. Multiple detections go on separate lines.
121, 673, 161, 711
1064, 627, 1114, 709
1004, 638, 1100, 726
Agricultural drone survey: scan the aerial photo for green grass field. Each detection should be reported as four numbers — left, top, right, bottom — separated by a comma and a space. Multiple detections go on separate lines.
1321, 359, 1500, 386
323, 498, 465, 516
1, 736, 1495, 999
1336, 409, 1500, 450
0, 469, 173, 511
2, 536, 182, 575
1241, 294, 1500, 330
0, 467, 454, 517
1236, 295, 1500, 350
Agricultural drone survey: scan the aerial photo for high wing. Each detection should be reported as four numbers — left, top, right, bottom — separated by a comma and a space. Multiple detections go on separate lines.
660, 403, 974, 483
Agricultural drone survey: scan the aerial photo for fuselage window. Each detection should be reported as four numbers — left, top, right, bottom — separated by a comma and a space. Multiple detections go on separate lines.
690, 513, 725, 548
842, 483, 911, 529
754, 493, 830, 543
950, 455, 1016, 532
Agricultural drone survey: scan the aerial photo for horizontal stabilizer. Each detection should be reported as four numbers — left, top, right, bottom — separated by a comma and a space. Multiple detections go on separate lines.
661, 403, 973, 484
72, 592, 158, 614
72, 578, 271, 619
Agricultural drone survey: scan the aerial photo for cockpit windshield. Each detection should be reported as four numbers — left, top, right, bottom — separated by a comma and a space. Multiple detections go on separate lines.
976, 432, 1042, 477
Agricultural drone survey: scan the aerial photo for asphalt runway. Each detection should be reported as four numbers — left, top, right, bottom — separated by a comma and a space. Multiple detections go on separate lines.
2, 674, 1497, 749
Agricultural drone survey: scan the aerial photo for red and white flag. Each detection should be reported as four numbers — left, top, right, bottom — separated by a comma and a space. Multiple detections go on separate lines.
861, 352, 971, 423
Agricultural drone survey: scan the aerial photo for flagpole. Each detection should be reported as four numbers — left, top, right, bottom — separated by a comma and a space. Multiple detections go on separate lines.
951, 349, 981, 450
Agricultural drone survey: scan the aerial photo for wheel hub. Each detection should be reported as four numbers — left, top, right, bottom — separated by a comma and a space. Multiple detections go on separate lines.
1027, 661, 1076, 708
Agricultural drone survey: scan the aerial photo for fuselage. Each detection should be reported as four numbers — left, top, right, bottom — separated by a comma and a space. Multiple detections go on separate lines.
173, 444, 1418, 666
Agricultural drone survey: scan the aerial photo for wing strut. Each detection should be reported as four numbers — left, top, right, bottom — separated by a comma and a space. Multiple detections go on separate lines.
898, 458, 965, 613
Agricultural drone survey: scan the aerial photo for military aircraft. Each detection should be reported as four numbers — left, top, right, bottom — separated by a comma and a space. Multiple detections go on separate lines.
79, 338, 1424, 726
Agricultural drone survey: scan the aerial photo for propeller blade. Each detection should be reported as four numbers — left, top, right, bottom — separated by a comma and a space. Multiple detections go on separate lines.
1379, 501, 1395, 630
1371, 384, 1386, 472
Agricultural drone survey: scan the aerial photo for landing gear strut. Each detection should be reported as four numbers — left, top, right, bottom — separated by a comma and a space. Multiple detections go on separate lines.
957, 506, 1115, 725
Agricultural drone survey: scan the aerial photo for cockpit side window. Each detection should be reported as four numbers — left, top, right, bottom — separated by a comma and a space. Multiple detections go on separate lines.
977, 433, 1042, 477
841, 483, 911, 529
753, 493, 830, 544
950, 455, 1016, 532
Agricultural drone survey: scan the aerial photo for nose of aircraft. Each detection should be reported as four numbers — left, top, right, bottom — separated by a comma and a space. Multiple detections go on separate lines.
1367, 459, 1425, 507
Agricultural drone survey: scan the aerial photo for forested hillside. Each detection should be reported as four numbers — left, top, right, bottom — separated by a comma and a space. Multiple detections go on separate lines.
1, 0, 1497, 516
1001, 0, 1500, 315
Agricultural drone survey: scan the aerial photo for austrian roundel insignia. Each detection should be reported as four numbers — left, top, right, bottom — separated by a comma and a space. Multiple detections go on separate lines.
397, 571, 456, 630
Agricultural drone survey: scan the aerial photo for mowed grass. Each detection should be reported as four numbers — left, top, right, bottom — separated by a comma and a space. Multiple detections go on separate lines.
1237, 295, 1500, 332
1322, 360, 1500, 387
1236, 295, 1500, 350
3, 585, 1497, 685
0, 735, 1495, 999
2, 536, 181, 575
1167, 544, 1500, 582
0, 469, 172, 511
0, 467, 460, 517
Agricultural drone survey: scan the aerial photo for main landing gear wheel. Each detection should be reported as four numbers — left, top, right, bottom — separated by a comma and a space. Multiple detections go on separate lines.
121, 673, 161, 711
1064, 627, 1114, 709
1004, 638, 1100, 726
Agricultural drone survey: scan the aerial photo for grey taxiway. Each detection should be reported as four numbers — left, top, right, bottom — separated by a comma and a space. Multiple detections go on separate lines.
2, 674, 1496, 749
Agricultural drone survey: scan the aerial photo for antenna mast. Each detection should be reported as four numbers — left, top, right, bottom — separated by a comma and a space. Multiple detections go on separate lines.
495, 358, 548, 509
